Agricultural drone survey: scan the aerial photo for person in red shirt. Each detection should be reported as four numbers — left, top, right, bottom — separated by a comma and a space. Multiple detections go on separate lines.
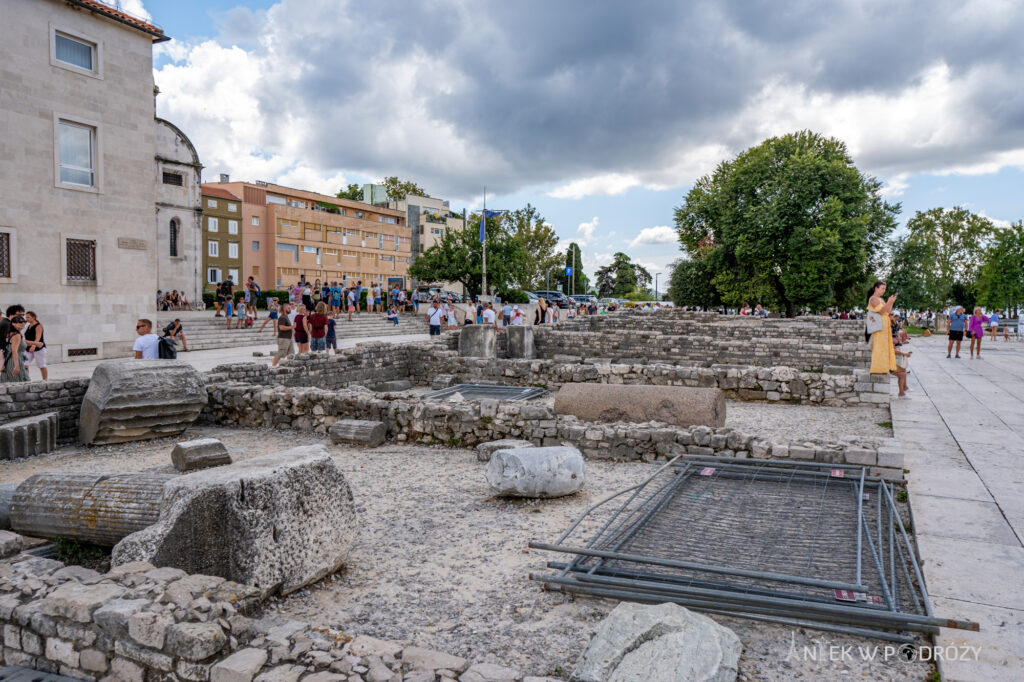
306, 301, 330, 352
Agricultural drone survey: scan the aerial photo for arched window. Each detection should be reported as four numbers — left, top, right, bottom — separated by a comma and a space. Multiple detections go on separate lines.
169, 218, 179, 257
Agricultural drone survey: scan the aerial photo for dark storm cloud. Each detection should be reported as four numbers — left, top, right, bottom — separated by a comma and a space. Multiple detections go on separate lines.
213, 0, 1024, 196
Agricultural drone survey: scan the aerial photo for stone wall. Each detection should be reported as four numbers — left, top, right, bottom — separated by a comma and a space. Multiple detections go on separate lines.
0, 555, 513, 682
0, 379, 90, 443
408, 353, 890, 407
201, 383, 903, 479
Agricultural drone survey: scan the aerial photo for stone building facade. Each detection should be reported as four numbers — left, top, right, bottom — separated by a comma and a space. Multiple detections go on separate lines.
155, 118, 202, 305
0, 0, 169, 361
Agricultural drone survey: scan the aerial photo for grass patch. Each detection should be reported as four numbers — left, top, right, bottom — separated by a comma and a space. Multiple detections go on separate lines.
925, 668, 941, 682
53, 537, 109, 567
905, 325, 928, 335
877, 421, 893, 429
896, 489, 908, 503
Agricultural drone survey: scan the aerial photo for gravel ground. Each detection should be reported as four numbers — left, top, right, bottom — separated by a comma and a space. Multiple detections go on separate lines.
725, 401, 894, 442
0, 423, 929, 680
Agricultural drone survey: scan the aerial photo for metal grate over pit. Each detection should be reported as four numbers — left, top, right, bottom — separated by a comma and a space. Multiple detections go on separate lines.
530, 456, 979, 642
423, 384, 547, 402
0, 666, 81, 682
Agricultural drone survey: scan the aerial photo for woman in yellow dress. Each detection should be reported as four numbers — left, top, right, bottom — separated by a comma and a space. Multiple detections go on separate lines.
866, 281, 897, 374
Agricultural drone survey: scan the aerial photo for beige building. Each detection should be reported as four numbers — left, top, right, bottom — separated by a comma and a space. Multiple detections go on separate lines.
207, 180, 412, 291
376, 189, 465, 294
0, 0, 170, 361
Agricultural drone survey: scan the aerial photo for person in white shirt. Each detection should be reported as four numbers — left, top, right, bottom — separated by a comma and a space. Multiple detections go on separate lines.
133, 319, 160, 359
482, 302, 497, 327
511, 305, 524, 325
427, 301, 445, 336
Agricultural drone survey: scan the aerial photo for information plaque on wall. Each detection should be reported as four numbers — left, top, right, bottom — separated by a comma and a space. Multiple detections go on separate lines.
117, 237, 147, 250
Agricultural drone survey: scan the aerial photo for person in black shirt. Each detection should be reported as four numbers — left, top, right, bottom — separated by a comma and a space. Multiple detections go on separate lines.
163, 319, 189, 352
0, 304, 25, 372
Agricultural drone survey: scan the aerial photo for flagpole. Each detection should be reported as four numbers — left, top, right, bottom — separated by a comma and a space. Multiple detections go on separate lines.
481, 187, 487, 299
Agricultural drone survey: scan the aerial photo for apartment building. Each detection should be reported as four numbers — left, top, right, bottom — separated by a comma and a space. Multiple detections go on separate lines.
376, 189, 466, 294
0, 0, 169, 361
208, 180, 412, 291
200, 186, 243, 291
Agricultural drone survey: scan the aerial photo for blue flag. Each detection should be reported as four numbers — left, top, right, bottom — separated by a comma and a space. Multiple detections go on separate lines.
480, 209, 503, 242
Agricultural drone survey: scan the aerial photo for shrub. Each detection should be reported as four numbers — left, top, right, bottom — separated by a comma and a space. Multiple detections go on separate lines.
500, 289, 531, 304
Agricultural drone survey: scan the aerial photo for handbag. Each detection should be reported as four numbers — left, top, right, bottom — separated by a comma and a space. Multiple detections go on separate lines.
865, 311, 883, 335
895, 353, 908, 369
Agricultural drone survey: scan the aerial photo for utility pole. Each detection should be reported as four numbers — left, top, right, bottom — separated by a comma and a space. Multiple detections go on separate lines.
571, 247, 575, 296
655, 272, 661, 301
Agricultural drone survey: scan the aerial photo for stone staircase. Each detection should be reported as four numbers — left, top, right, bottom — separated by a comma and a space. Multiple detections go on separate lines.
155, 312, 424, 351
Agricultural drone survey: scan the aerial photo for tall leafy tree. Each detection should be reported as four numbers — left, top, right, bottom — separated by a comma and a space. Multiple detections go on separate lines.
504, 204, 561, 289
903, 207, 996, 307
552, 242, 589, 294
594, 252, 643, 297
667, 258, 720, 308
336, 184, 363, 201
885, 236, 933, 310
976, 221, 1024, 314
408, 215, 527, 299
382, 176, 428, 201
675, 130, 899, 316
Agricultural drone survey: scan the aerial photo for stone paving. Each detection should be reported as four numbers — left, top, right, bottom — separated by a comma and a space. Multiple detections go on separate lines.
892, 335, 1024, 681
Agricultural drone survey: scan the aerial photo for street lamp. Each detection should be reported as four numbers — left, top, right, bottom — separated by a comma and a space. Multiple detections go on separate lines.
655, 272, 662, 301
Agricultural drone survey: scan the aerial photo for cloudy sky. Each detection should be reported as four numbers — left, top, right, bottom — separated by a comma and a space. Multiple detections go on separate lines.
136, 0, 1024, 282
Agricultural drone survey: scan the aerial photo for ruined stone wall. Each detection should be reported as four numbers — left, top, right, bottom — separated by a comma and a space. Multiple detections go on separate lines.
201, 383, 902, 479
408, 353, 890, 406
0, 379, 89, 442
0, 555, 506, 682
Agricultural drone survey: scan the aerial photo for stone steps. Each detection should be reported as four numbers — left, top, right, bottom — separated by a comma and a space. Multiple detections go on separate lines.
155, 315, 422, 351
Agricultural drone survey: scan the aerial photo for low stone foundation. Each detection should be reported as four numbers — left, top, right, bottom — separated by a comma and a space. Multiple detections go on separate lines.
0, 554, 509, 682
202, 383, 903, 480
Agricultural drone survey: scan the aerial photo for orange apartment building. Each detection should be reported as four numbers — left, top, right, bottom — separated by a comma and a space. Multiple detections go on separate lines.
205, 178, 411, 291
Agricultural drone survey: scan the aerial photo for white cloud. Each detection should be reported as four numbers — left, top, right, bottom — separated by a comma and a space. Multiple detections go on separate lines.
548, 173, 642, 199
879, 173, 910, 198
976, 211, 1013, 229
629, 225, 677, 248
117, 0, 151, 22
576, 217, 599, 245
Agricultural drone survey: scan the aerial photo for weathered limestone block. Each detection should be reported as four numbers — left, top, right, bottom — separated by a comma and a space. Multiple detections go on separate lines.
458, 324, 497, 359
0, 529, 24, 558
372, 380, 412, 392
112, 446, 357, 597
79, 359, 208, 445
0, 482, 16, 529
554, 383, 726, 428
573, 602, 741, 682
485, 446, 585, 498
171, 438, 233, 472
505, 326, 536, 359
475, 439, 534, 462
0, 412, 58, 460
10, 473, 174, 546
328, 420, 386, 447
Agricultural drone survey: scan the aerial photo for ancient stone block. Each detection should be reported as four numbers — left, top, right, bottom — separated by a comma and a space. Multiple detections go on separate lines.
10, 473, 173, 546
401, 646, 469, 673
0, 530, 24, 558
475, 439, 534, 462
458, 325, 496, 359
505, 326, 536, 359
79, 359, 208, 445
40, 582, 128, 623
573, 602, 740, 682
112, 446, 357, 597
0, 412, 58, 460
172, 438, 233, 472
485, 446, 585, 498
371, 380, 412, 392
328, 420, 386, 447
554, 384, 726, 428
211, 648, 269, 682
166, 622, 228, 661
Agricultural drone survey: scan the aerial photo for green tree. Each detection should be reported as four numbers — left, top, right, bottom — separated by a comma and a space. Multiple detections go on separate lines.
336, 184, 363, 201
594, 263, 616, 298
903, 207, 996, 307
667, 258, 720, 308
594, 252, 642, 297
381, 176, 427, 201
408, 215, 527, 299
504, 203, 561, 290
885, 236, 933, 311
675, 130, 899, 316
552, 242, 589, 295
976, 221, 1024, 314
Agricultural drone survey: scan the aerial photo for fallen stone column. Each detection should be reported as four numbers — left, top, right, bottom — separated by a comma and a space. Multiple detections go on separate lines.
9, 472, 175, 545
79, 359, 208, 445
329, 419, 387, 447
554, 383, 726, 428
0, 412, 58, 459
485, 446, 585, 498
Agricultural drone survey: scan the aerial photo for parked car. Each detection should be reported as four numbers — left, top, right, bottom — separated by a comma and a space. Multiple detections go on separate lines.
443, 290, 464, 303
569, 294, 597, 306
533, 290, 571, 308
525, 291, 540, 303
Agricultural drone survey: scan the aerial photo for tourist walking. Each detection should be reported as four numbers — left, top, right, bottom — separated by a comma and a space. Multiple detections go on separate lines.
968, 307, 989, 358
23, 311, 47, 380
325, 316, 337, 354
427, 300, 444, 336
272, 303, 294, 367
482, 302, 497, 327
865, 281, 897, 375
259, 298, 279, 332
346, 287, 356, 321
2, 315, 28, 382
946, 306, 968, 358
988, 310, 1001, 341
293, 304, 310, 354
307, 302, 330, 352
446, 302, 458, 330
301, 282, 314, 311
132, 319, 160, 359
